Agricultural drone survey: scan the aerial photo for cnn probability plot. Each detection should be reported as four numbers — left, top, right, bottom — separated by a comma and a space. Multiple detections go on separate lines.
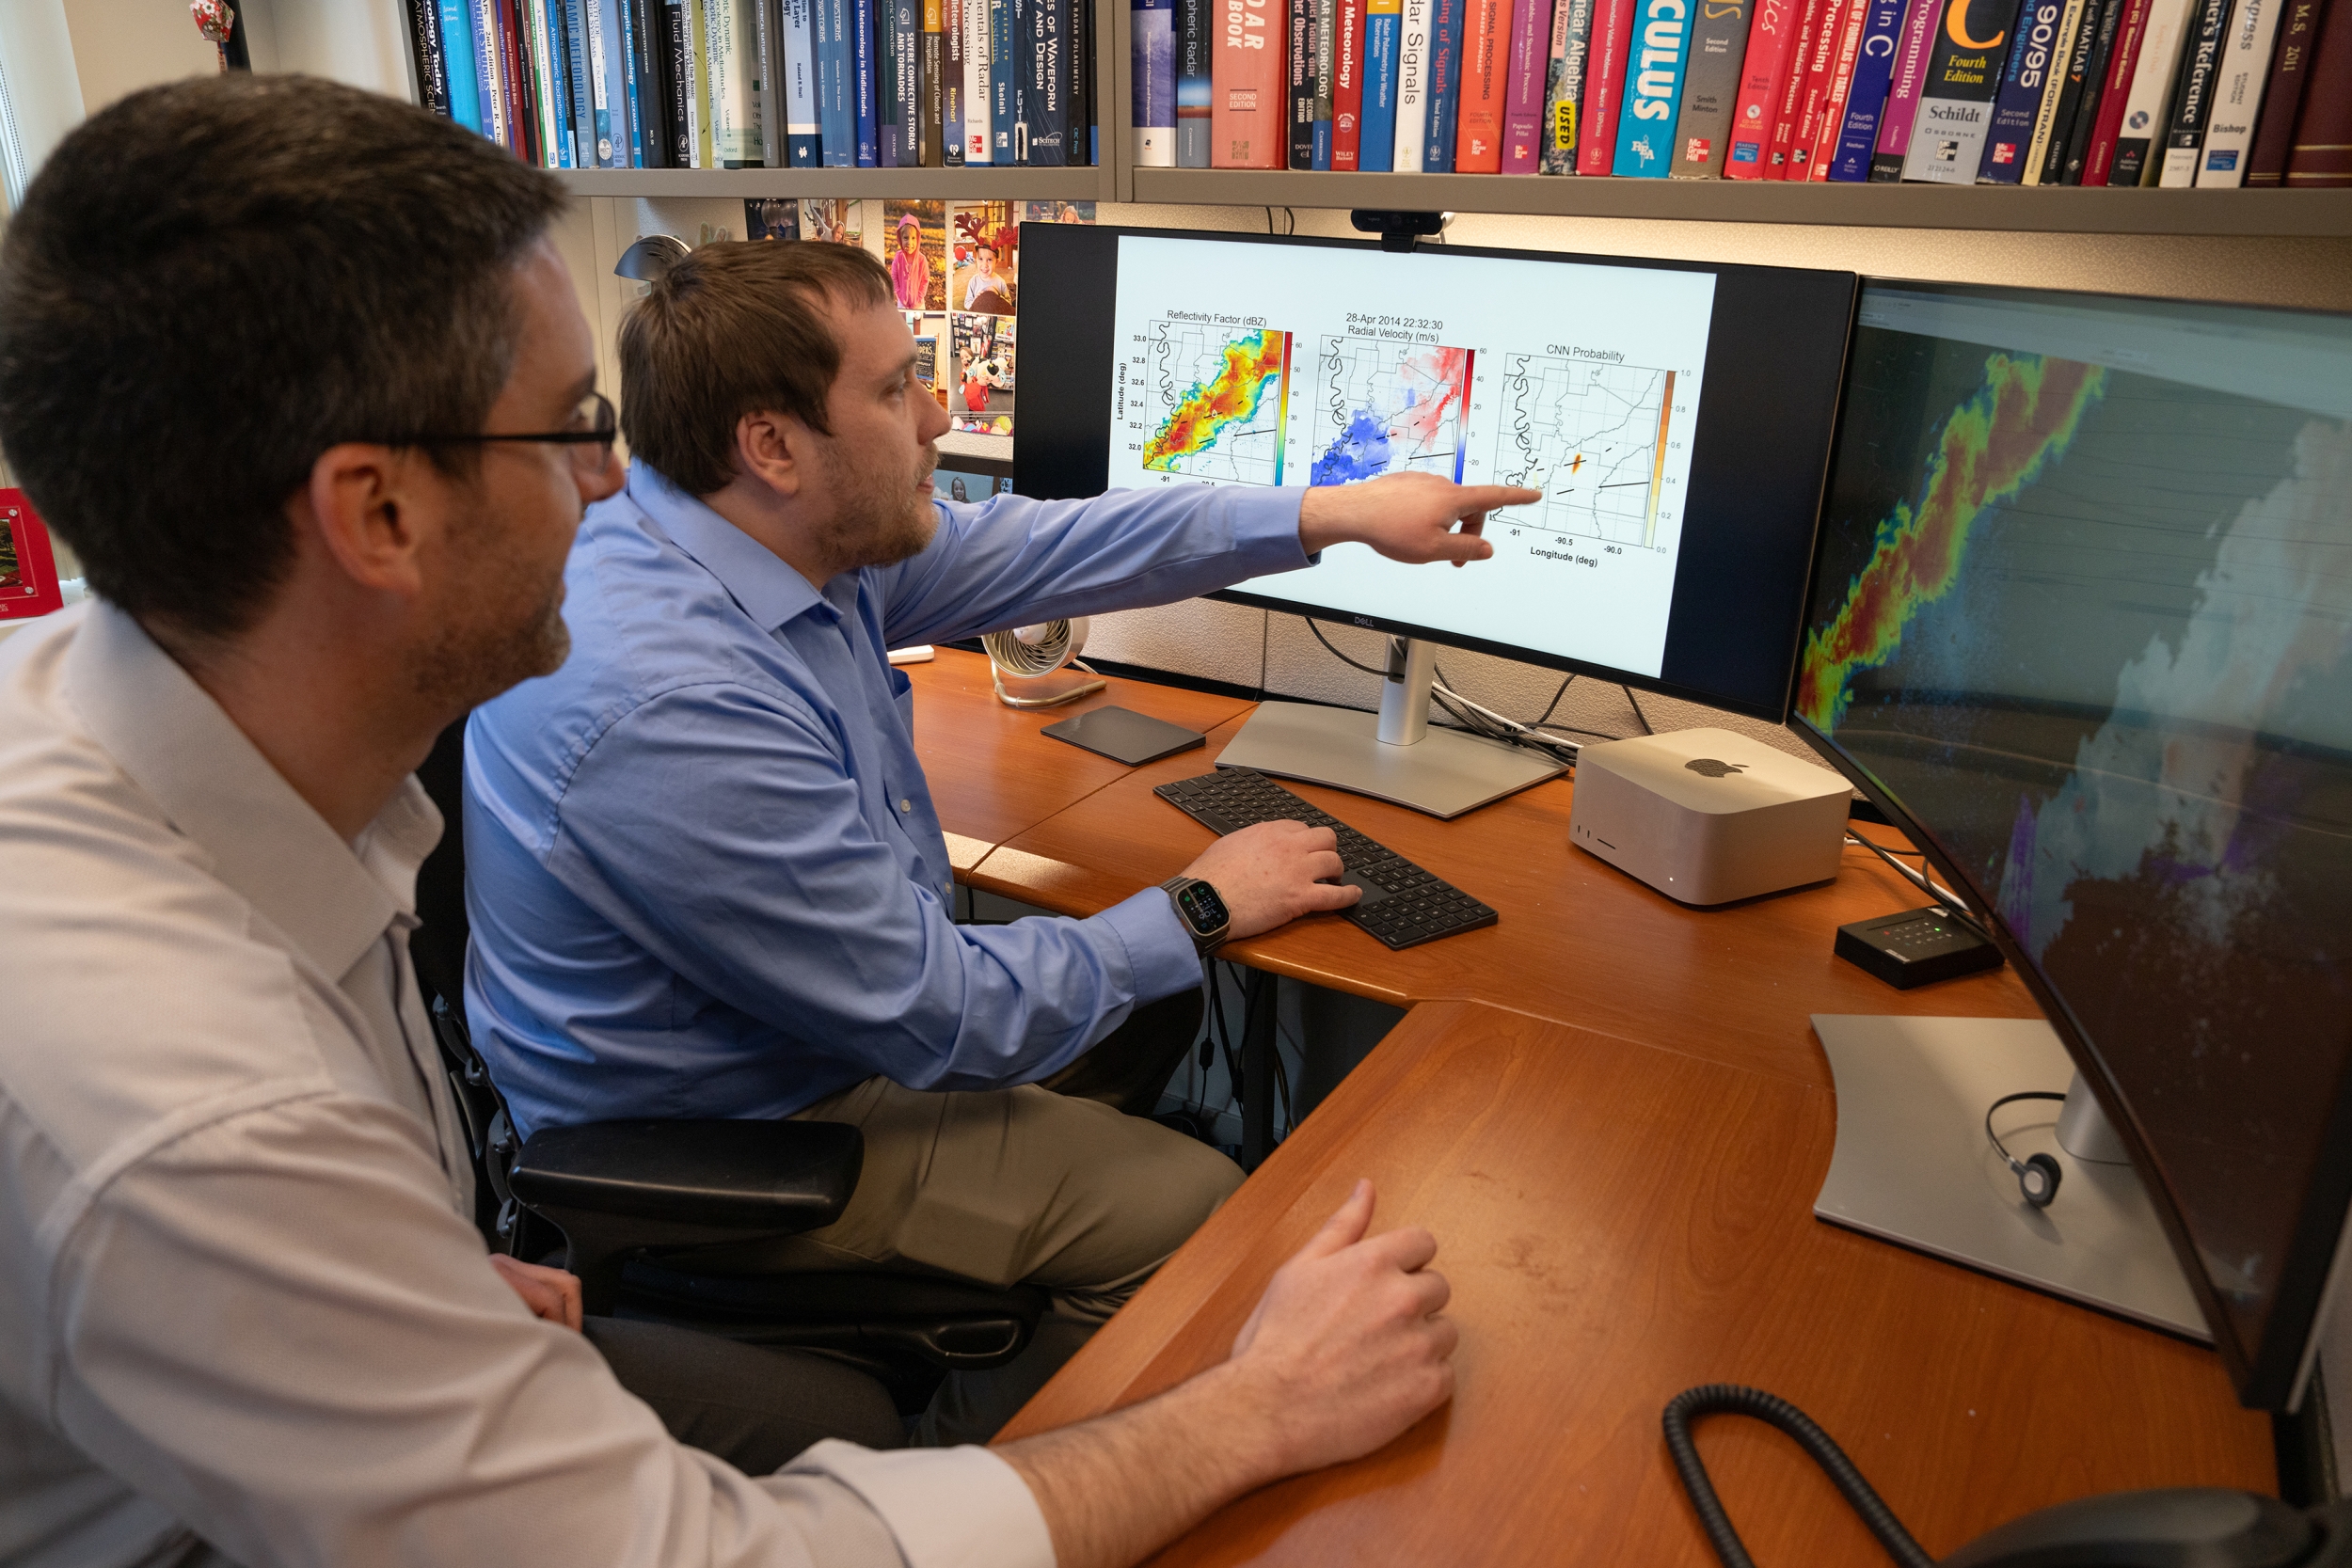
1484, 355, 1677, 547
1307, 338, 1473, 485
1139, 323, 1294, 485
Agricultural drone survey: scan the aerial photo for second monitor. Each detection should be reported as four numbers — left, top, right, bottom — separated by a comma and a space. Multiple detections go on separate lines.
1017, 225, 1859, 815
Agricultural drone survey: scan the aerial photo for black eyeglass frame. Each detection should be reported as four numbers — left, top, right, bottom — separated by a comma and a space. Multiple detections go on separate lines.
394, 390, 617, 452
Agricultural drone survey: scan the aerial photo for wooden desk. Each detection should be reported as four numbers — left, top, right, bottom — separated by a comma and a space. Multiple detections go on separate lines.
908, 653, 2275, 1560
997, 1003, 2272, 1564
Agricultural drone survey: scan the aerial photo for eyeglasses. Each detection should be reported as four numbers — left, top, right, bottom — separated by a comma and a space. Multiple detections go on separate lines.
397, 391, 618, 480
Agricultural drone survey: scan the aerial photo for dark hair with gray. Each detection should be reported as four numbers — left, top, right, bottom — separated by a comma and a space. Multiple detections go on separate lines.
617, 239, 894, 498
0, 75, 565, 641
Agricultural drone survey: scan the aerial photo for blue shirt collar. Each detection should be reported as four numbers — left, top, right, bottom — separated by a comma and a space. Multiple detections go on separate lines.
627, 459, 837, 629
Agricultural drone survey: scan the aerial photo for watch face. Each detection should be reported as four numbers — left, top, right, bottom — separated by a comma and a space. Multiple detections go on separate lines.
1177, 880, 1229, 933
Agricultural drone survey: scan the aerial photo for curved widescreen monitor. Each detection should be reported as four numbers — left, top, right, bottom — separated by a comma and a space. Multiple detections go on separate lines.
1016, 224, 1857, 721
1794, 277, 2352, 1410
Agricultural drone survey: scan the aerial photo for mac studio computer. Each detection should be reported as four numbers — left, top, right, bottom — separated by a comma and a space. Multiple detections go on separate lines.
1015, 223, 1858, 818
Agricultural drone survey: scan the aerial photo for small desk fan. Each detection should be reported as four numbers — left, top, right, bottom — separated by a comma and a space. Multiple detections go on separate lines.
980, 619, 1106, 708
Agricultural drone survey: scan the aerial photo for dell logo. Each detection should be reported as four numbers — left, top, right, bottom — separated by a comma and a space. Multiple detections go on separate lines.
1685, 758, 1747, 778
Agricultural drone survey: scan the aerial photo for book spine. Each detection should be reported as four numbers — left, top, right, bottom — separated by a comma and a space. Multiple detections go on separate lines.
1315, 0, 1340, 162
1537, 0, 1595, 166
1074, 0, 1094, 162
586, 0, 618, 162
1138, 0, 1180, 160
1868, 0, 1939, 168
1033, 0, 1071, 160
688, 0, 714, 161
572, 1, 603, 158
785, 0, 823, 159
1009, 0, 1027, 158
2283, 0, 2352, 182
1502, 0, 1554, 168
921, 0, 943, 161
2193, 0, 2282, 180
962, 0, 992, 158
1787, 0, 1847, 174
1456, 0, 1509, 167
2058, 0, 2127, 177
1362, 0, 1404, 163
1824, 0, 1907, 176
2079, 0, 2153, 178
1395, 0, 1433, 166
1979, 0, 2057, 175
524, 0, 555, 160
492, 0, 526, 150
1425, 0, 1468, 166
612, 0, 643, 164
1900, 0, 2016, 181
876, 0, 903, 163
1669, 0, 1756, 173
408, 0, 455, 118
1724, 0, 1797, 171
2155, 0, 2231, 180
654, 0, 689, 160
1575, 0, 1638, 167
2018, 0, 2085, 173
539, 0, 577, 163
1214, 0, 1286, 164
1615, 0, 1698, 168
442, 0, 488, 130
2106, 0, 2188, 177
642, 0, 677, 165
860, 0, 884, 162
818, 0, 855, 160
990, 0, 1015, 161
1336, 0, 1370, 164
2243, 0, 2321, 182
1764, 0, 1825, 173
945, 0, 964, 160
473, 1, 512, 147
708, 0, 766, 162
1806, 0, 1872, 172
747, 0, 777, 166
1179, 0, 1216, 160
1291, 0, 1317, 161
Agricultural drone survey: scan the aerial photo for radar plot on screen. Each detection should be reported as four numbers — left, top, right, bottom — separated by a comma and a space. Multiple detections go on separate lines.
1308, 339, 1472, 484
1140, 325, 1293, 484
1485, 356, 1677, 547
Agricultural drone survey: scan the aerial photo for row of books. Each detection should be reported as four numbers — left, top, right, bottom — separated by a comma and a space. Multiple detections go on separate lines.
1132, 0, 2351, 183
400, 0, 1102, 167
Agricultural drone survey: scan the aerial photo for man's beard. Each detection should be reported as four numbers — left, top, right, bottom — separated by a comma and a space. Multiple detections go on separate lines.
411, 492, 573, 712
815, 432, 938, 571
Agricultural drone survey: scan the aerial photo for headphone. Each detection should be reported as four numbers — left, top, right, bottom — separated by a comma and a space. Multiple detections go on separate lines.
1985, 1091, 2068, 1208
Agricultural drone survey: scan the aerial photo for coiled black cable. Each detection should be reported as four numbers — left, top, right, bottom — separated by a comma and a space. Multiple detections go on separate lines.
1662, 1386, 1936, 1568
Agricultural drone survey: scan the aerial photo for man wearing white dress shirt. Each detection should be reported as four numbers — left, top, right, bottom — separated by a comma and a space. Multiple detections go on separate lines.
0, 75, 1456, 1568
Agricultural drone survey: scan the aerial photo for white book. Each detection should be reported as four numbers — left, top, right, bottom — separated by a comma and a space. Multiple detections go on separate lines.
964, 0, 993, 161
781, 0, 821, 161
705, 0, 766, 165
1393, 0, 1433, 170
2106, 0, 2191, 181
2194, 0, 2280, 182
2021, 0, 2090, 183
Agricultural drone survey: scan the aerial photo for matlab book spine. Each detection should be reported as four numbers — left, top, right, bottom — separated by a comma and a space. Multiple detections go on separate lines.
1723, 0, 1799, 175
1574, 0, 1639, 170
1212, 0, 1287, 164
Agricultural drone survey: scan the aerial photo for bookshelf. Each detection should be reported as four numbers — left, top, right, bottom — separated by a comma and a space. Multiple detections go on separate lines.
561, 166, 1115, 202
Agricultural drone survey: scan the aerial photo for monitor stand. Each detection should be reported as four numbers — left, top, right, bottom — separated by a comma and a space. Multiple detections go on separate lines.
1810, 1014, 2206, 1339
1214, 638, 1565, 819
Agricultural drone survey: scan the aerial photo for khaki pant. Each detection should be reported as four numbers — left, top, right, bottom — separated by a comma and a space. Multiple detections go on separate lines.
701, 990, 1244, 1443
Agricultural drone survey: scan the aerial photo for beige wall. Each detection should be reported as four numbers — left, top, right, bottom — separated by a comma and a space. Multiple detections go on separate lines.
56, 0, 414, 122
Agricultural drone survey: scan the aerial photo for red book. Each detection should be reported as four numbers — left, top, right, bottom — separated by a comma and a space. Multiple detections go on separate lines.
2247, 0, 2333, 183
2080, 0, 2155, 183
499, 0, 533, 162
1333, 0, 1368, 166
1213, 0, 1288, 166
1576, 0, 1640, 171
2285, 0, 2352, 183
1724, 0, 1803, 176
1788, 0, 1853, 177
1456, 0, 1513, 167
1804, 0, 1871, 177
1765, 0, 1828, 176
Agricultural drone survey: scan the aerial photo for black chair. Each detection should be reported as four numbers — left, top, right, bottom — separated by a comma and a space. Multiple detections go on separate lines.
410, 720, 1045, 1414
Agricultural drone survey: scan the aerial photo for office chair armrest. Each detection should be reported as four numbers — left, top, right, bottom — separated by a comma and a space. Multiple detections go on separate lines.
510, 1118, 863, 1232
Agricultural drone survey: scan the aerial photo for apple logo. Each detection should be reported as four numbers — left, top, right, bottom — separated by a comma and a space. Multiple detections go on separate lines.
1685, 758, 1747, 779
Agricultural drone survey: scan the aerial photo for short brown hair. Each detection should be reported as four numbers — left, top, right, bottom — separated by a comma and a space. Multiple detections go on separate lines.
618, 241, 895, 497
0, 76, 564, 641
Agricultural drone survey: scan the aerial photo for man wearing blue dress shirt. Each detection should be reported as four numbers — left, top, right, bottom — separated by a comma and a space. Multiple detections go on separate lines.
465, 240, 1531, 1441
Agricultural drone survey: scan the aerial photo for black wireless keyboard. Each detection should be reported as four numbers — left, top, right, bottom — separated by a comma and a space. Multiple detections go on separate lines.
1153, 768, 1498, 950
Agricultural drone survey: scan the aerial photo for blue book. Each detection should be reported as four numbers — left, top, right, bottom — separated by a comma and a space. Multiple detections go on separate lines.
1359, 0, 1399, 168
615, 0, 645, 166
538, 0, 575, 164
1829, 0, 1912, 179
1032, 0, 1070, 161
784, 0, 822, 163
990, 0, 1018, 160
855, 0, 881, 164
439, 0, 485, 130
589, 0, 626, 165
818, 0, 856, 165
1611, 0, 1695, 175
1978, 0, 2056, 181
1421, 0, 1464, 170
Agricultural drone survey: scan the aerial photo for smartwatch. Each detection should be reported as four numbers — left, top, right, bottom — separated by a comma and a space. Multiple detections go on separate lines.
1160, 875, 1232, 962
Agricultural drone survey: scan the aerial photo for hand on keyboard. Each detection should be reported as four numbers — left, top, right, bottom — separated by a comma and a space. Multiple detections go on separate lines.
1182, 820, 1363, 940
